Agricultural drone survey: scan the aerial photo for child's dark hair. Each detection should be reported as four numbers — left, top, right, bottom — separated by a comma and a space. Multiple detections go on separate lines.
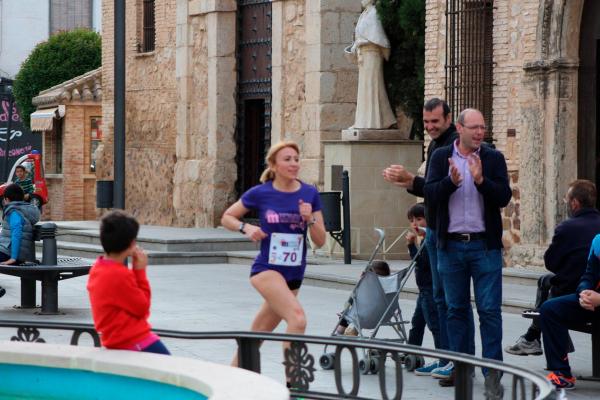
4, 183, 24, 202
15, 165, 26, 173
371, 260, 390, 276
99, 210, 139, 253
407, 202, 425, 220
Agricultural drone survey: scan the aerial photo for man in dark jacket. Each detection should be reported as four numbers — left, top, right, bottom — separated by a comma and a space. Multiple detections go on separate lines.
424, 108, 512, 390
506, 179, 600, 356
383, 98, 475, 378
540, 233, 600, 389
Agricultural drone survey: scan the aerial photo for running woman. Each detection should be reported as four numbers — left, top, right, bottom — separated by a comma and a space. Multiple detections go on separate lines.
221, 141, 326, 369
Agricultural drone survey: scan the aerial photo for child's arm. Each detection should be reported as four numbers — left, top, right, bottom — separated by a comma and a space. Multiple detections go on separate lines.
114, 247, 151, 318
1, 212, 23, 264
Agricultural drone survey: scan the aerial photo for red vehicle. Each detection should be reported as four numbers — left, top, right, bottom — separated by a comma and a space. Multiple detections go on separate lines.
0, 151, 48, 209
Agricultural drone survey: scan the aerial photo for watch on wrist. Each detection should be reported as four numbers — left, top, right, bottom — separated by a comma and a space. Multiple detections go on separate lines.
239, 222, 246, 234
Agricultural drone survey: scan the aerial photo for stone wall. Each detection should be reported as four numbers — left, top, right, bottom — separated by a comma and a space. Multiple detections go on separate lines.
100, 0, 178, 225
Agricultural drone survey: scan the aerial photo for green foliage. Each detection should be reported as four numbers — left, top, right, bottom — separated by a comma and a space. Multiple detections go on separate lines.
377, 0, 425, 138
13, 29, 101, 127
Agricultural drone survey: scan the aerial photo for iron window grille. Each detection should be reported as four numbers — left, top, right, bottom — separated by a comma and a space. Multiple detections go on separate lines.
445, 0, 494, 142
141, 0, 156, 52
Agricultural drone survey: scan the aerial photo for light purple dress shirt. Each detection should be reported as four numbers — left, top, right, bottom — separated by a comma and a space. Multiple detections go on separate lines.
448, 140, 486, 233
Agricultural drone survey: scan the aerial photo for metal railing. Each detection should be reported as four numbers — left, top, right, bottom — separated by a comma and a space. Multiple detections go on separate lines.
0, 319, 556, 400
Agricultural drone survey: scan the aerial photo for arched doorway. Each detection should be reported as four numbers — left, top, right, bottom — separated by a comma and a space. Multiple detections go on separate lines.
578, 0, 600, 203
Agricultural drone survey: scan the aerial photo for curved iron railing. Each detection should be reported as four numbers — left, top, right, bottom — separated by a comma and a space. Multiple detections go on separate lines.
0, 319, 556, 400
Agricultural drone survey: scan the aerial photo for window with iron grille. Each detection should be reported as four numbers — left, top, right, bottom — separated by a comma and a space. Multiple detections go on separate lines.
141, 0, 156, 52
445, 0, 494, 141
50, 0, 93, 34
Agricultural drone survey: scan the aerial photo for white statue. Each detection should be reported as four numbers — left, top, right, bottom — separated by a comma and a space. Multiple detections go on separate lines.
346, 0, 396, 130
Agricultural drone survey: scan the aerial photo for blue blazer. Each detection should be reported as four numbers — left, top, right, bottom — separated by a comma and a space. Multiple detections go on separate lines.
423, 143, 512, 250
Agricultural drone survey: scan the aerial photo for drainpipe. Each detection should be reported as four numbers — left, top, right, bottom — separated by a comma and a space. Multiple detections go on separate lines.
114, 0, 125, 209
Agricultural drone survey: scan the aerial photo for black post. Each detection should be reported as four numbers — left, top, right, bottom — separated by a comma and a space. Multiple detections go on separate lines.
342, 170, 351, 264
454, 362, 473, 400
237, 338, 261, 373
40, 223, 58, 266
114, 0, 126, 209
2, 94, 13, 181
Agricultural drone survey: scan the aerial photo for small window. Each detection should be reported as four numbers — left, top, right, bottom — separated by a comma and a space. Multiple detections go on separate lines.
90, 117, 102, 173
44, 120, 63, 174
141, 0, 156, 52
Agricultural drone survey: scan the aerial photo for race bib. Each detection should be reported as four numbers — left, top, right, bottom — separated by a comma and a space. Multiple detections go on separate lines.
268, 233, 304, 267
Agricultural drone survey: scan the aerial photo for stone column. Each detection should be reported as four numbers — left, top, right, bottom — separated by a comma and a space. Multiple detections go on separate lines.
302, 0, 362, 185
174, 0, 237, 227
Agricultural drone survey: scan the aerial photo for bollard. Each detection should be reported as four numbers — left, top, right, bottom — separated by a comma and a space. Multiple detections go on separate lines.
40, 223, 58, 266
342, 170, 351, 264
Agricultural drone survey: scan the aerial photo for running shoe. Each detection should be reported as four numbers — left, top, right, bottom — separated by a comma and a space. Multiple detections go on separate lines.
505, 335, 543, 356
414, 360, 440, 376
431, 361, 454, 379
546, 372, 575, 390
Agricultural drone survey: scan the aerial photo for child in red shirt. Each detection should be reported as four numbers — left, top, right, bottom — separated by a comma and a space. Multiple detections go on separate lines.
87, 210, 169, 355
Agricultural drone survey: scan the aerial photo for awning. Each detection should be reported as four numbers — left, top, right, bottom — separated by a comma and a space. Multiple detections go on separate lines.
30, 105, 65, 132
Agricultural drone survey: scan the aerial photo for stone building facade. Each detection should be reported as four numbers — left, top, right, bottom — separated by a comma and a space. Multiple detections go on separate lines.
425, 0, 600, 266
98, 0, 370, 227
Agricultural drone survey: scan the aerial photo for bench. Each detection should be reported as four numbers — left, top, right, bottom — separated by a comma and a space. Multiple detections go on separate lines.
0, 223, 92, 315
523, 310, 600, 380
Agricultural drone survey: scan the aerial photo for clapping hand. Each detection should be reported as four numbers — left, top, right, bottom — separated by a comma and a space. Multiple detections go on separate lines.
448, 158, 463, 186
468, 154, 483, 185
382, 165, 415, 189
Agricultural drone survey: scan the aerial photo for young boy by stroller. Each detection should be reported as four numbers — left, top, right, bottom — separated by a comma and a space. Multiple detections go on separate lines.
405, 203, 443, 376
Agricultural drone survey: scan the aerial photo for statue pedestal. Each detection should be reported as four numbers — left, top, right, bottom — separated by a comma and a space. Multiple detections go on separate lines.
324, 133, 423, 260
342, 128, 409, 141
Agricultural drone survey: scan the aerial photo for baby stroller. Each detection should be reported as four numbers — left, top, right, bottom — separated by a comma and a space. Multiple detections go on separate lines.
319, 228, 427, 375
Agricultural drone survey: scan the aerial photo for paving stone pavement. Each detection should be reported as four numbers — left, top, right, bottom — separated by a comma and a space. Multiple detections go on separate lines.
0, 262, 598, 399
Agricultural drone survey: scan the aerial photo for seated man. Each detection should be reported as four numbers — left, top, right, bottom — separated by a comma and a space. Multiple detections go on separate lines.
506, 179, 600, 356
540, 233, 600, 390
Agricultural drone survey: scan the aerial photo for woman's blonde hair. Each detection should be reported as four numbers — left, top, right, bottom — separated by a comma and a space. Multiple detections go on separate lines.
259, 141, 300, 183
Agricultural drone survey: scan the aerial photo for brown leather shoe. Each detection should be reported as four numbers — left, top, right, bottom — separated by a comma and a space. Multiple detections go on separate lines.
438, 371, 455, 387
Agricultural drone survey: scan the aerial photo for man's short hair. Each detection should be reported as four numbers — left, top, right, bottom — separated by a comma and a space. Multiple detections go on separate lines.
4, 183, 24, 202
568, 179, 597, 209
423, 98, 451, 117
370, 260, 390, 276
407, 202, 426, 220
99, 210, 140, 254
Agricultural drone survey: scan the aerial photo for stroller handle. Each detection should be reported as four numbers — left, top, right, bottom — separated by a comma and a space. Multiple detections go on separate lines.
364, 228, 386, 269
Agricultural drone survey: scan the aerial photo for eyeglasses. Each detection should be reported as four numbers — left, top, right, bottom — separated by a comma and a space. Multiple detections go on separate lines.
463, 124, 487, 131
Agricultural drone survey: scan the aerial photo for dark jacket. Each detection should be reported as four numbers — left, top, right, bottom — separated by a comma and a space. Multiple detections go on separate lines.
423, 143, 512, 249
577, 234, 600, 294
544, 208, 600, 294
409, 124, 458, 227
408, 242, 432, 288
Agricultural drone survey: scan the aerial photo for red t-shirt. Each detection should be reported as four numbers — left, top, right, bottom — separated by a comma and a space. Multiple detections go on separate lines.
87, 256, 152, 349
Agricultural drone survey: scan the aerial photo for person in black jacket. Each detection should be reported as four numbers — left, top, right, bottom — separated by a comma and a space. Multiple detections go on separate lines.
505, 179, 600, 356
383, 98, 475, 378
424, 108, 512, 390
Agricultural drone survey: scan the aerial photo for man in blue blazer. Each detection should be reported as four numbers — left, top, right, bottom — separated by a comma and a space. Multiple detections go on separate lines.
424, 108, 512, 390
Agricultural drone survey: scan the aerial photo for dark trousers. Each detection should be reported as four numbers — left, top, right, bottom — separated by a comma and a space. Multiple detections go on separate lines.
408, 286, 442, 348
141, 339, 171, 355
539, 294, 598, 376
525, 273, 569, 341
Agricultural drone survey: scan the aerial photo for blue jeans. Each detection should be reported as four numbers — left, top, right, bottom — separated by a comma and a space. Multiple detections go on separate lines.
426, 228, 475, 357
408, 286, 441, 348
437, 239, 502, 362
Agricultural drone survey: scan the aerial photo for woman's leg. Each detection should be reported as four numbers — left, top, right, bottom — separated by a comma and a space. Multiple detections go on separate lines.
233, 270, 306, 367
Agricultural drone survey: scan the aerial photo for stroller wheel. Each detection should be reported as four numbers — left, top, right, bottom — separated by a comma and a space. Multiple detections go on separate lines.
358, 357, 371, 375
404, 355, 418, 371
319, 353, 335, 370
416, 356, 425, 369
369, 358, 380, 374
